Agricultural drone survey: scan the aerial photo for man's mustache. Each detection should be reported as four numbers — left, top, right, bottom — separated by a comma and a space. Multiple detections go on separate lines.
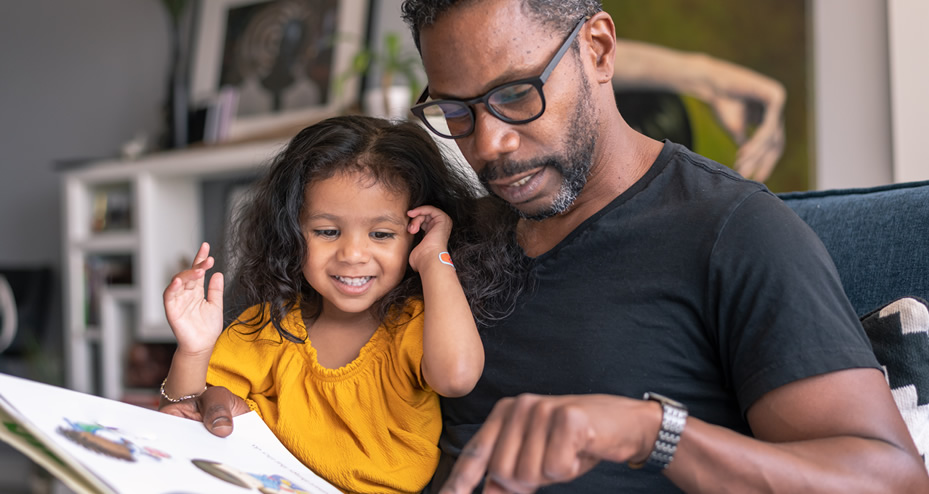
478, 157, 564, 184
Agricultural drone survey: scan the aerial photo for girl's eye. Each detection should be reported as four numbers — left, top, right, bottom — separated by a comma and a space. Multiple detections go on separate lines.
371, 231, 396, 240
314, 229, 339, 238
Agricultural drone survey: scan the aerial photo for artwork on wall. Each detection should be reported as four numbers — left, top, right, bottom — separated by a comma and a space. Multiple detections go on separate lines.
190, 0, 368, 141
603, 0, 811, 192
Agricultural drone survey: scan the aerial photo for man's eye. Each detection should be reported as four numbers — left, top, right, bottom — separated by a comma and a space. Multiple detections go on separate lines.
371, 231, 396, 240
491, 84, 534, 105
314, 229, 339, 238
438, 102, 470, 120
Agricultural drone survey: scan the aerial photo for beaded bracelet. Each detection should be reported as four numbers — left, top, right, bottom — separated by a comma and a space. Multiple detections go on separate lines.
160, 378, 207, 403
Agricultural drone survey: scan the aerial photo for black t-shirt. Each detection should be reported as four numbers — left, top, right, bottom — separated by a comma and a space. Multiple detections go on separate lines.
432, 141, 880, 492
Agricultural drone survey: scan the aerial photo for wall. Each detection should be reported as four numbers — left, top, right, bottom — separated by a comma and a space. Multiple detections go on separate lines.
0, 1, 168, 264
887, 0, 929, 183
812, 0, 894, 189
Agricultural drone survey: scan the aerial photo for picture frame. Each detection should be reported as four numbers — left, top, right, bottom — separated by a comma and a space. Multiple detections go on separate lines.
190, 0, 368, 141
603, 0, 811, 193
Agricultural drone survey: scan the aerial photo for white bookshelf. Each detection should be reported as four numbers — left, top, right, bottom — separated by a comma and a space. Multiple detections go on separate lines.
60, 139, 285, 400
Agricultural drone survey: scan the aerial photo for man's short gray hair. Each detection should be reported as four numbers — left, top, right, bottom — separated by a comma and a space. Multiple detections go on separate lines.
400, 0, 602, 52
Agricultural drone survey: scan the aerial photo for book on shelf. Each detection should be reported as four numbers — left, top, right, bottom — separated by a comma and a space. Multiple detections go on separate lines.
90, 184, 132, 233
0, 372, 340, 494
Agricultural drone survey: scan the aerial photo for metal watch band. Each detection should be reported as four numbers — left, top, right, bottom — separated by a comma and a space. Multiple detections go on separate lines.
629, 392, 688, 472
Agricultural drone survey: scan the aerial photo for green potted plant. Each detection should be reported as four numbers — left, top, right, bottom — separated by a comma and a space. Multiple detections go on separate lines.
340, 31, 423, 119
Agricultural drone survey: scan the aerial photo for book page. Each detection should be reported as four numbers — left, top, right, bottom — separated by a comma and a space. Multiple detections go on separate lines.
0, 373, 341, 494
0, 405, 99, 494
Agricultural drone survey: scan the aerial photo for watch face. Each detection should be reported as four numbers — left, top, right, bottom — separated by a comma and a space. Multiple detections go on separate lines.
643, 392, 686, 410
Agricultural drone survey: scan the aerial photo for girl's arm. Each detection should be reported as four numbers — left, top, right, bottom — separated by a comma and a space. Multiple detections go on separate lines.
408, 206, 484, 397
159, 242, 225, 409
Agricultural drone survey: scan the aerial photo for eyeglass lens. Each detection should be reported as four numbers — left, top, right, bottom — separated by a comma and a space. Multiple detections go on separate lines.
415, 16, 587, 138
419, 82, 543, 137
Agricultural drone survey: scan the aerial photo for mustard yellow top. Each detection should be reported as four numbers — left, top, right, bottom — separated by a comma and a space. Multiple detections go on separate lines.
207, 299, 440, 494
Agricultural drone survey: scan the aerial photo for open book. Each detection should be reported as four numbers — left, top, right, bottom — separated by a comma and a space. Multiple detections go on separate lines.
0, 372, 341, 494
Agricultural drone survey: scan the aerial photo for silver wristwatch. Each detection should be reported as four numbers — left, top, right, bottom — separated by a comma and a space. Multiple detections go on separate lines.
629, 392, 688, 472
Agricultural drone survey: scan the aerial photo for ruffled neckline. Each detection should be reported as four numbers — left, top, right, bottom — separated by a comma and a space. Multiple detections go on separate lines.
293, 308, 391, 381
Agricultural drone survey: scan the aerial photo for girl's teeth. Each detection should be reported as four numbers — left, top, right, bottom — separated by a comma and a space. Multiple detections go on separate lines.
336, 276, 371, 287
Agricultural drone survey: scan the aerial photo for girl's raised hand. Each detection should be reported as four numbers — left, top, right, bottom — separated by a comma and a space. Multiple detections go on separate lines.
163, 242, 225, 358
407, 205, 453, 273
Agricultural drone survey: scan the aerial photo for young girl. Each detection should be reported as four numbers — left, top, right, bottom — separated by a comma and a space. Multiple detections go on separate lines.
158, 116, 522, 494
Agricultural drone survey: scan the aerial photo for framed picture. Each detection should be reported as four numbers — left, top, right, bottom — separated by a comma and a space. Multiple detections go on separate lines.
603, 0, 811, 192
190, 0, 368, 141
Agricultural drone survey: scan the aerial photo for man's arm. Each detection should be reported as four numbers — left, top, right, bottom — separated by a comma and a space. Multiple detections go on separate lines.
439, 367, 929, 493
669, 368, 926, 492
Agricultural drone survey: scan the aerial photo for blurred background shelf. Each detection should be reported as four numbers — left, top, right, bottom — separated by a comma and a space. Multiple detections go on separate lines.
60, 139, 282, 401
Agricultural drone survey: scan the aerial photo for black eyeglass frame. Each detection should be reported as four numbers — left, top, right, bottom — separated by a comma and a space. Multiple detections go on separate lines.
411, 16, 589, 139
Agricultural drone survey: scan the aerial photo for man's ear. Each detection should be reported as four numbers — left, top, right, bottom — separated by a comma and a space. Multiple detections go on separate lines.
585, 12, 617, 84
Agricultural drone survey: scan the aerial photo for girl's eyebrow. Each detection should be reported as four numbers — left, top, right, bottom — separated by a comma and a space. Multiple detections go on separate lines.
304, 212, 409, 226
369, 213, 409, 227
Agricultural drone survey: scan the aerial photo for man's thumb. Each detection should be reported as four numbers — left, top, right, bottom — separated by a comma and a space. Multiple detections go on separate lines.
199, 387, 235, 437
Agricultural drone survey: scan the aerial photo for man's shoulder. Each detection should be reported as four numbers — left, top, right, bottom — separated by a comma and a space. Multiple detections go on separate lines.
594, 141, 782, 238
652, 142, 771, 205
669, 143, 760, 186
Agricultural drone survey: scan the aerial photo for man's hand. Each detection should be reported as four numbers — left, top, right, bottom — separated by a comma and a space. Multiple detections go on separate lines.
159, 386, 251, 437
439, 394, 660, 494
440, 371, 929, 493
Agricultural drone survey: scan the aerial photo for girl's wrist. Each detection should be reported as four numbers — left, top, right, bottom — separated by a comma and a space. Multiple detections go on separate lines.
160, 378, 207, 403
418, 250, 456, 276
173, 345, 214, 362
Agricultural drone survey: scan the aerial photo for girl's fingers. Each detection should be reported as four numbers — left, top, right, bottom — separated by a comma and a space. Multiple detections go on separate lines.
408, 215, 427, 234
408, 205, 437, 217
176, 268, 205, 282
206, 272, 224, 306
191, 242, 211, 267
192, 256, 214, 271
409, 206, 452, 237
165, 268, 209, 300
164, 277, 182, 299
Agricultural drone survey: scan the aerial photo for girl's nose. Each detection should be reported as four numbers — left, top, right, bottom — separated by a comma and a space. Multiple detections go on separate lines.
338, 234, 371, 263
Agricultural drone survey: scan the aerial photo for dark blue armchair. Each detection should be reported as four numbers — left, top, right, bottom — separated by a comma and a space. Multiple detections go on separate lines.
779, 180, 929, 317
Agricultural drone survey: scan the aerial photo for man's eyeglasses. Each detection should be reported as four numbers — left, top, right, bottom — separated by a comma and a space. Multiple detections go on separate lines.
411, 17, 588, 139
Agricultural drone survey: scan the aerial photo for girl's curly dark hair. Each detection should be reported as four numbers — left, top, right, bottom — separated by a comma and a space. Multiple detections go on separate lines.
227, 115, 527, 342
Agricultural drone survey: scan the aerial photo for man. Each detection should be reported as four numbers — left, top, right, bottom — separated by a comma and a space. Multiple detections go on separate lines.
169, 1, 928, 492
399, 0, 927, 492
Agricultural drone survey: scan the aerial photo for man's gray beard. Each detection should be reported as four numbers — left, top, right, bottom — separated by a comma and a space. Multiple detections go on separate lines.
479, 95, 597, 221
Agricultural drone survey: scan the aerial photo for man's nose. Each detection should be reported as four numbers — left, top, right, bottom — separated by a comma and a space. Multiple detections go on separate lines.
469, 106, 520, 163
